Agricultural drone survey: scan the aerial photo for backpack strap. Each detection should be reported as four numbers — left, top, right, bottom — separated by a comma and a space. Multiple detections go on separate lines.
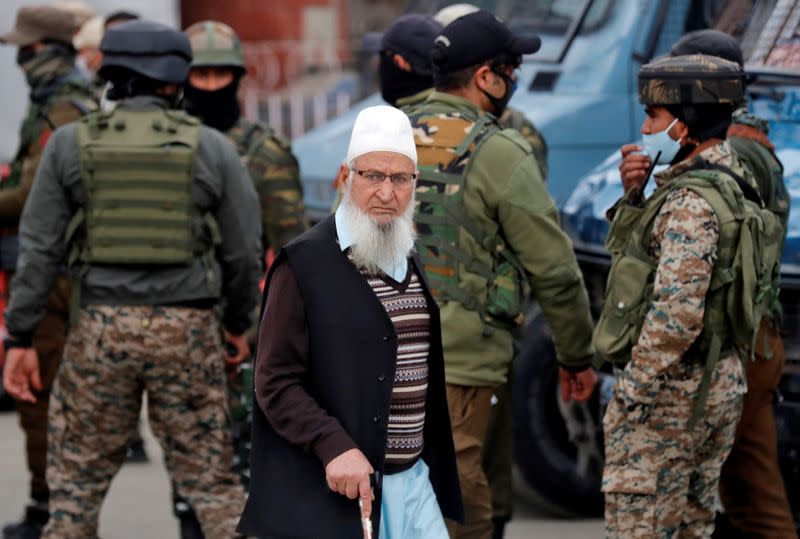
687, 161, 764, 207
242, 122, 268, 162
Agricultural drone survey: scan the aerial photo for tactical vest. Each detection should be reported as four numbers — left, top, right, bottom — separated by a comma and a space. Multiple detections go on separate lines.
67, 107, 217, 270
593, 164, 782, 426
406, 105, 528, 330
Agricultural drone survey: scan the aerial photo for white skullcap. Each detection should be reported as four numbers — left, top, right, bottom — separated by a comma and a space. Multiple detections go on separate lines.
73, 15, 104, 50
434, 3, 480, 27
346, 105, 417, 167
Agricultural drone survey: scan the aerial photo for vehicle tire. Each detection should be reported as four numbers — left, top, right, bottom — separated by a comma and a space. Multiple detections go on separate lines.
512, 308, 604, 517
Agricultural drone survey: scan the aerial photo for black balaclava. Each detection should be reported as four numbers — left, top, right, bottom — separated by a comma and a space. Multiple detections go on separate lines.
379, 53, 433, 106
184, 78, 241, 132
18, 42, 76, 101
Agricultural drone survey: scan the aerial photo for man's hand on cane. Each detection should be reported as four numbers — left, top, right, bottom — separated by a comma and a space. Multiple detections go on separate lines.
326, 448, 375, 537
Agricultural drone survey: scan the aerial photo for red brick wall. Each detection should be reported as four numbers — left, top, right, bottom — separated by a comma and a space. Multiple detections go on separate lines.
181, 0, 349, 90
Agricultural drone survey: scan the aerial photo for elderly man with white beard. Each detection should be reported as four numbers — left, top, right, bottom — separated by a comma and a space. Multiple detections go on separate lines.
238, 105, 463, 539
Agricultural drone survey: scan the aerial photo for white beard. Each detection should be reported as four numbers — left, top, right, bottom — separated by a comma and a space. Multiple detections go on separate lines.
339, 177, 416, 276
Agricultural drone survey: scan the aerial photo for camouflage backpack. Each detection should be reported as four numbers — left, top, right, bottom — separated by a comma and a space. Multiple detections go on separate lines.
406, 104, 529, 330
594, 163, 782, 426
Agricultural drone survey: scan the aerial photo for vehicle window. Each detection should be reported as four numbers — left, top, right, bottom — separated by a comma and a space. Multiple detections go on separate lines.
403, 0, 615, 35
500, 0, 615, 35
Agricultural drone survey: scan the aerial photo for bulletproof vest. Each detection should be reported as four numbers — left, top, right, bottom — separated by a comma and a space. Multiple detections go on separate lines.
67, 107, 212, 268
593, 163, 782, 427
406, 105, 528, 330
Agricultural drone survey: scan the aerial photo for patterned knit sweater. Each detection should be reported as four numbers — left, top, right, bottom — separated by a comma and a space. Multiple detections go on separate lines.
357, 260, 431, 474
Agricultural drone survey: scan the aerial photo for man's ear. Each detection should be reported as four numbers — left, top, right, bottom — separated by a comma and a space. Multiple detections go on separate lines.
392, 54, 413, 73
473, 65, 498, 95
675, 120, 691, 145
335, 163, 350, 192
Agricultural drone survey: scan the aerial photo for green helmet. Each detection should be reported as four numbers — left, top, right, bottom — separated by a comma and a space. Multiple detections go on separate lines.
184, 20, 245, 75
638, 54, 744, 106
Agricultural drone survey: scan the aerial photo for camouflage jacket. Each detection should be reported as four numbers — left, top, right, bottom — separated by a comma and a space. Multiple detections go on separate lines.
226, 119, 308, 253
616, 143, 747, 409
1, 74, 95, 227
410, 91, 593, 385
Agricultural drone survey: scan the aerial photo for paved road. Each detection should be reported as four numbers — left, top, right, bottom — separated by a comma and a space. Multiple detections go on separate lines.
0, 409, 603, 538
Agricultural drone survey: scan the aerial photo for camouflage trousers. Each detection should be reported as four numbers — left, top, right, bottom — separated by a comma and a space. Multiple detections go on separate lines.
43, 305, 245, 539
602, 359, 744, 539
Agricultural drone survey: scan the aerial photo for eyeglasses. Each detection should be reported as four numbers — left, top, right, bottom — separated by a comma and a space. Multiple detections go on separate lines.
352, 168, 417, 187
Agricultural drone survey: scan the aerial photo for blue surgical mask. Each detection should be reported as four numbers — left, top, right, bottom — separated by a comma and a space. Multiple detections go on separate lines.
641, 118, 682, 164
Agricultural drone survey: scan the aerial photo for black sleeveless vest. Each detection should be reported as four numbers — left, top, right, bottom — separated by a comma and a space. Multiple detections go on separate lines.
238, 215, 462, 538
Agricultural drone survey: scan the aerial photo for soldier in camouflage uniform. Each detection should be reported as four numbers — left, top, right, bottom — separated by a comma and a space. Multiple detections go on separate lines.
1, 20, 261, 539
0, 6, 95, 538
595, 54, 765, 537
184, 21, 307, 253
179, 20, 308, 539
670, 30, 797, 538
410, 12, 597, 539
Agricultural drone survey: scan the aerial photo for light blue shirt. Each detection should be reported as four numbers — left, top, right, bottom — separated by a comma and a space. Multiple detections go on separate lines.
335, 206, 409, 282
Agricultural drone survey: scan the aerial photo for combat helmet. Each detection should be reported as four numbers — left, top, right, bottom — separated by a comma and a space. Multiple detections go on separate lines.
671, 29, 743, 67
638, 53, 744, 106
99, 20, 193, 84
184, 21, 245, 75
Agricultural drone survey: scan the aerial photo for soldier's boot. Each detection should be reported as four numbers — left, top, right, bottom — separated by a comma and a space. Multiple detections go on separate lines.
178, 510, 204, 539
2, 504, 49, 539
174, 488, 205, 539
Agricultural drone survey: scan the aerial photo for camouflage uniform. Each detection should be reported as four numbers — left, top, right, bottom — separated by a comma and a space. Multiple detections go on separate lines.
602, 144, 747, 538
46, 307, 243, 538
4, 21, 261, 539
1, 76, 94, 511
0, 8, 96, 529
225, 119, 308, 252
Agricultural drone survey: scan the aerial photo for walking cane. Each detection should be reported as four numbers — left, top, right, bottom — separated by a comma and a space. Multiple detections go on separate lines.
359, 498, 373, 539
360, 471, 380, 539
